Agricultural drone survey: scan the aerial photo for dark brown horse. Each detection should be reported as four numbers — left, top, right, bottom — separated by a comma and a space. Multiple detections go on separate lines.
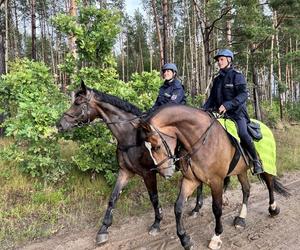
57, 81, 204, 245
140, 104, 290, 250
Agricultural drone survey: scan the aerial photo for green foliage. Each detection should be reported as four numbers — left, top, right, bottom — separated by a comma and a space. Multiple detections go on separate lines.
187, 94, 206, 108
260, 101, 281, 127
52, 5, 120, 66
286, 102, 300, 121
128, 71, 162, 110
0, 59, 70, 183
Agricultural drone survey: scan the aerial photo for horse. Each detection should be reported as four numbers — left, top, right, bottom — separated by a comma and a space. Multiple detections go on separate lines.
139, 104, 290, 250
56, 81, 204, 245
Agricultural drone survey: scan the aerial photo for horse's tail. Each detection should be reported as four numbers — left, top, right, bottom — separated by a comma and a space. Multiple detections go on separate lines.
260, 174, 291, 197
223, 176, 231, 192
273, 177, 291, 197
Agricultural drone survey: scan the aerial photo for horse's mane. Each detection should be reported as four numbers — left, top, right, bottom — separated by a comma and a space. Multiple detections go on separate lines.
144, 103, 195, 122
89, 88, 142, 116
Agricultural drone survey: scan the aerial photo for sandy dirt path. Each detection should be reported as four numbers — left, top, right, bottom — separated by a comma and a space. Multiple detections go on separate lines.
19, 171, 300, 250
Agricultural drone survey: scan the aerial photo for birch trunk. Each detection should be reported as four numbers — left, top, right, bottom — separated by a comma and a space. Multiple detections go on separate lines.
151, 0, 164, 67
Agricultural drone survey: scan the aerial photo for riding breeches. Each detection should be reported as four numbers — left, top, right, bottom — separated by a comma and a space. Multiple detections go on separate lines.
234, 117, 259, 161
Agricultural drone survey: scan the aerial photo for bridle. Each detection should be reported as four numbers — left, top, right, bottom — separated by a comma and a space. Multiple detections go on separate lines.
62, 92, 145, 152
63, 93, 145, 127
148, 115, 217, 172
63, 94, 92, 128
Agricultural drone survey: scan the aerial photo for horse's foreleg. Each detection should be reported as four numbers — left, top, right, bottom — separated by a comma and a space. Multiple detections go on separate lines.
190, 182, 203, 217
143, 173, 163, 236
234, 172, 250, 228
96, 169, 133, 245
175, 178, 198, 250
208, 180, 223, 250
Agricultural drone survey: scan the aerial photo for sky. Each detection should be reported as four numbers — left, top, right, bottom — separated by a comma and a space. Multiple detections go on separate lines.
124, 0, 143, 16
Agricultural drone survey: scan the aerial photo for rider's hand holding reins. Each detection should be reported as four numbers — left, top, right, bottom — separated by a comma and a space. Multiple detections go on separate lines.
219, 105, 227, 115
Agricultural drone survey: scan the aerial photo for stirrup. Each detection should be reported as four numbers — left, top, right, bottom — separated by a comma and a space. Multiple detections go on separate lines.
252, 160, 264, 175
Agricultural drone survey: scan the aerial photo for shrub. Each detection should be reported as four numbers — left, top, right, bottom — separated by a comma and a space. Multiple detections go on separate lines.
0, 59, 70, 183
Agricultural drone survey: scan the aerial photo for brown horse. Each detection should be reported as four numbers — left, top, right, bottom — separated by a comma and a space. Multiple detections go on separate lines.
57, 81, 204, 245
140, 104, 290, 250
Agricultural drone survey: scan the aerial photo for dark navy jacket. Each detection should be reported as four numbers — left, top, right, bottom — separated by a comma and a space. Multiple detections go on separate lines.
151, 78, 186, 111
203, 67, 249, 120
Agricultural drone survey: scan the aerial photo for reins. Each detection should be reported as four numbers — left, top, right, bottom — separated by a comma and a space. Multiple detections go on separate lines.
149, 113, 218, 172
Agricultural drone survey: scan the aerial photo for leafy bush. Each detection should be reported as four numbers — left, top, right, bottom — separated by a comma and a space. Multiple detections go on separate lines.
0, 59, 70, 183
286, 101, 300, 121
260, 100, 281, 127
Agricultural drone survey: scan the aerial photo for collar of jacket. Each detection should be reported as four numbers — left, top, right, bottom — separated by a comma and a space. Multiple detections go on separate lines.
219, 66, 234, 76
164, 78, 175, 85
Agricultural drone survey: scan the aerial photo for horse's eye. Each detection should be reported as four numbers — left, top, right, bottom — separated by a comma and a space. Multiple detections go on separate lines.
152, 145, 161, 152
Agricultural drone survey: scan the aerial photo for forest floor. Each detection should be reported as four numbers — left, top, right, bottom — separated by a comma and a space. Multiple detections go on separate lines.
18, 171, 300, 250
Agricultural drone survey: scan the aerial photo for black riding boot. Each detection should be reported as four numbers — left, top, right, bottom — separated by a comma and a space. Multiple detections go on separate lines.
243, 141, 264, 175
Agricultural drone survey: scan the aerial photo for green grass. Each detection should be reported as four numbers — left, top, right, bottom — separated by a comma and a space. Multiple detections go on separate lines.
0, 124, 300, 249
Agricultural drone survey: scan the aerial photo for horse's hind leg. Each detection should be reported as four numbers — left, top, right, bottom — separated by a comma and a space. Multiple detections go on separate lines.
175, 178, 199, 250
96, 168, 133, 245
261, 173, 280, 216
190, 182, 204, 217
234, 171, 250, 228
143, 173, 163, 236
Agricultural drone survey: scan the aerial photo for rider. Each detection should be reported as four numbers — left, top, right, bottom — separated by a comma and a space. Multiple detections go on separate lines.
203, 49, 264, 175
149, 63, 186, 113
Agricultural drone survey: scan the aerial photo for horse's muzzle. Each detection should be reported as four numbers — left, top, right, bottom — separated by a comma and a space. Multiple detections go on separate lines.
56, 118, 72, 132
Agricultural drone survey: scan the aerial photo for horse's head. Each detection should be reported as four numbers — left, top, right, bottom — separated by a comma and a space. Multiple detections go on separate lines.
140, 120, 177, 179
57, 81, 98, 132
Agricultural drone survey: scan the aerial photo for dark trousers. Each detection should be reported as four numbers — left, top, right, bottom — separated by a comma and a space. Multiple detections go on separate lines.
234, 117, 258, 161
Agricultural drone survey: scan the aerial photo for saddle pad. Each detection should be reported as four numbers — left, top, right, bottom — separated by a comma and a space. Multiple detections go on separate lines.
218, 118, 277, 176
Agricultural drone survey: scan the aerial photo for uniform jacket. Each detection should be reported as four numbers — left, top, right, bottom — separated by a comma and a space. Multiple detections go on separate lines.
203, 67, 249, 119
151, 78, 186, 111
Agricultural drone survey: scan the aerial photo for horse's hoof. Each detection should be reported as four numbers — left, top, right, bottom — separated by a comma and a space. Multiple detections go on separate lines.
96, 233, 109, 245
189, 210, 199, 218
233, 216, 246, 228
149, 227, 160, 236
269, 206, 280, 217
183, 240, 194, 250
208, 235, 222, 250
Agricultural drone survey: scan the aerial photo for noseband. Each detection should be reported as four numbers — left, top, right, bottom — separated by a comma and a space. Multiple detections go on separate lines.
64, 94, 92, 128
148, 126, 178, 172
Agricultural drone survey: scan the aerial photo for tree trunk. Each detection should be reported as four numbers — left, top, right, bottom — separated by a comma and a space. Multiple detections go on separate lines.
226, 0, 232, 47
4, 0, 8, 73
13, 0, 18, 57
151, 0, 164, 67
162, 0, 168, 63
31, 0, 36, 60
274, 11, 283, 120
69, 0, 77, 59
250, 44, 261, 120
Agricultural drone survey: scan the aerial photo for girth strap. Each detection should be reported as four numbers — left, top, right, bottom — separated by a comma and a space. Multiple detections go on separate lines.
226, 148, 241, 176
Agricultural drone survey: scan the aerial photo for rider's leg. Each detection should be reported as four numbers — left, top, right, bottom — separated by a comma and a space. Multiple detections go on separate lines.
235, 117, 264, 175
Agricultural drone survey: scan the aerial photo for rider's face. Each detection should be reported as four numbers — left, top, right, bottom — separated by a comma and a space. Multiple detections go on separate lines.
217, 56, 231, 69
163, 69, 175, 80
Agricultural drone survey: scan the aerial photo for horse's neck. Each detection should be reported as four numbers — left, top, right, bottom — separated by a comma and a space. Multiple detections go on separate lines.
154, 109, 211, 147
97, 102, 137, 144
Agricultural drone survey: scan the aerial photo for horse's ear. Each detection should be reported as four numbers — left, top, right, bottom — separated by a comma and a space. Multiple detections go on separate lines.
139, 119, 153, 133
81, 80, 87, 93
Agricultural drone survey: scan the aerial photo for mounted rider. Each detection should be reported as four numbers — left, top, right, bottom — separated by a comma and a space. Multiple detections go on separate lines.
149, 63, 186, 113
203, 49, 264, 175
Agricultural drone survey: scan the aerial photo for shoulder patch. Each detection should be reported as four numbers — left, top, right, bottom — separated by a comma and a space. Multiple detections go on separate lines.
171, 94, 178, 100
233, 68, 242, 74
